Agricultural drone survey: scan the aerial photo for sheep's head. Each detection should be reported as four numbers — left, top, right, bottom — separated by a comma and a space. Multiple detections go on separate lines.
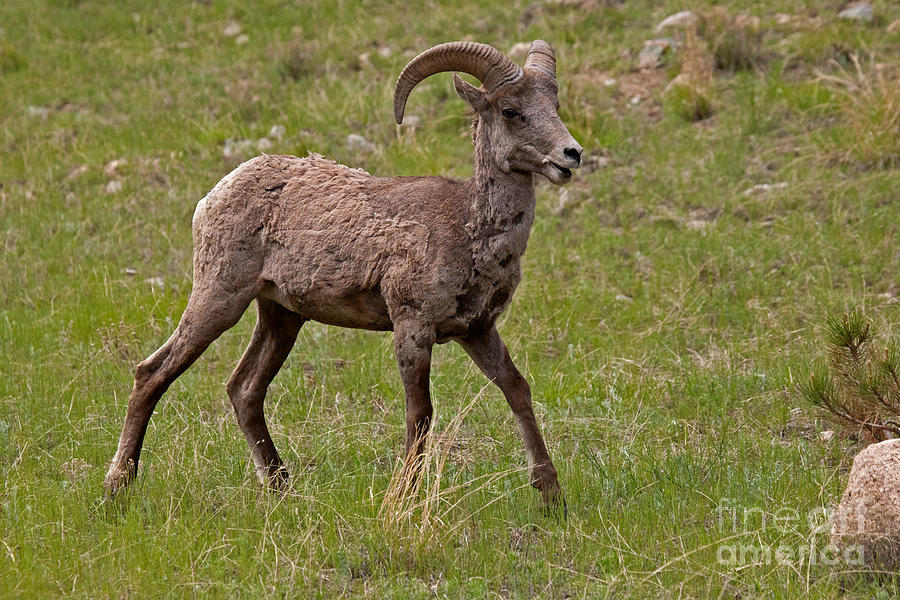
394, 40, 582, 185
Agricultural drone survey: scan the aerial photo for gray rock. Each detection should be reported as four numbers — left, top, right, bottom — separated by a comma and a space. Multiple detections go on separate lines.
401, 115, 422, 131
581, 154, 610, 174
831, 439, 900, 571
346, 133, 376, 152
269, 124, 287, 140
222, 138, 254, 159
656, 10, 697, 33
222, 21, 242, 37
743, 182, 788, 196
27, 105, 50, 119
638, 38, 676, 69
508, 42, 531, 61
103, 158, 126, 177
103, 180, 123, 194
838, 2, 873, 23
685, 219, 708, 231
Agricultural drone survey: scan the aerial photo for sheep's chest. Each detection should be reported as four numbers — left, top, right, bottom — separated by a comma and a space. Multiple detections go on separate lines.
441, 224, 528, 340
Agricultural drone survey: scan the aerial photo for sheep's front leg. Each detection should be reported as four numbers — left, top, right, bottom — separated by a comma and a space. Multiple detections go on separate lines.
457, 326, 563, 510
393, 322, 435, 472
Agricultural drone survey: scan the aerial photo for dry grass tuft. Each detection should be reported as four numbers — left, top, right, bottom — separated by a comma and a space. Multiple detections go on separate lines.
273, 39, 321, 82
0, 42, 25, 73
699, 8, 764, 72
816, 55, 900, 168
664, 27, 714, 122
378, 387, 529, 562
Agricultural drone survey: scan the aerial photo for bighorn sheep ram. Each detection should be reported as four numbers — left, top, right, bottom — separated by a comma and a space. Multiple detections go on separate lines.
105, 40, 582, 508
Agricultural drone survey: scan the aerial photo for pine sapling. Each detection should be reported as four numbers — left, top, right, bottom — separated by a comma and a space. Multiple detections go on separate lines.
801, 310, 900, 442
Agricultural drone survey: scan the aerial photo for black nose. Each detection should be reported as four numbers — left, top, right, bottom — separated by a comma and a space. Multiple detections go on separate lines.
563, 147, 581, 166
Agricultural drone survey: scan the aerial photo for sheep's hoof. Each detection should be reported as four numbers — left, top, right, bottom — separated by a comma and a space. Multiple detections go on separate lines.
262, 465, 290, 493
540, 488, 568, 520
103, 460, 135, 498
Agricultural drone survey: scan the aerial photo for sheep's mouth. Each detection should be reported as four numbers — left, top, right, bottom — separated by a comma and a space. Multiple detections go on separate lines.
549, 162, 572, 177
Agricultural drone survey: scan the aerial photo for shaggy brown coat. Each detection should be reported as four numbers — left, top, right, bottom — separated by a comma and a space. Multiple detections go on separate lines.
105, 41, 581, 509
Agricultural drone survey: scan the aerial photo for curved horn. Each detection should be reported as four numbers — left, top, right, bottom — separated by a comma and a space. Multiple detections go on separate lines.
524, 40, 556, 80
393, 41, 523, 124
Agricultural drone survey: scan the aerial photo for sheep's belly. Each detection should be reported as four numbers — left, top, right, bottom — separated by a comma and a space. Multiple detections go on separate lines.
259, 282, 392, 331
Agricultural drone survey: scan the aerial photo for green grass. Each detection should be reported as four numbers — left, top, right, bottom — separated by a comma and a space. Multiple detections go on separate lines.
2, 0, 900, 597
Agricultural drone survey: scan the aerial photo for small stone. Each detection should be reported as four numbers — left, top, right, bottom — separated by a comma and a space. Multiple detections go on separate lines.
820, 430, 835, 442
66, 165, 89, 180
508, 42, 531, 60
377, 45, 392, 59
104, 158, 126, 176
838, 2, 874, 23
401, 115, 422, 131
629, 95, 642, 105
743, 182, 788, 196
775, 13, 794, 25
235, 34, 249, 45
734, 13, 761, 30
222, 21, 242, 37
103, 180, 123, 194
123, 267, 137, 276
222, 138, 254, 159
581, 154, 609, 173
614, 294, 634, 304
638, 38, 674, 69
551, 187, 582, 214
603, 77, 617, 87
256, 137, 273, 152
145, 276, 165, 290
27, 105, 50, 119
656, 10, 697, 33
346, 133, 376, 152
685, 220, 708, 231
268, 124, 287, 140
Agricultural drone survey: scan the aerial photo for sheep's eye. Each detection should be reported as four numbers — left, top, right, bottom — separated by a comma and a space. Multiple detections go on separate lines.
501, 108, 519, 119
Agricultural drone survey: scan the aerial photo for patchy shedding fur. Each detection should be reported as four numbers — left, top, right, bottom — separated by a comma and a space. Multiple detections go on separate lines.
105, 41, 582, 509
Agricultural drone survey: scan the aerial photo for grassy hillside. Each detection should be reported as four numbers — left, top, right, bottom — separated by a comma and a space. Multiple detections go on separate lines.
1, 0, 899, 597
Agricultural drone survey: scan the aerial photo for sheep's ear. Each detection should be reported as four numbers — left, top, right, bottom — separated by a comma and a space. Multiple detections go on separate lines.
453, 74, 489, 115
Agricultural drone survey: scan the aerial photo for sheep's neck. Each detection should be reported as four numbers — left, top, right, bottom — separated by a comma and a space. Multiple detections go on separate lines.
467, 134, 536, 243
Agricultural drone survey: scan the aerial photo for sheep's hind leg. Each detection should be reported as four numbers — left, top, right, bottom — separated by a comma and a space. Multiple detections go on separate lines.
457, 326, 564, 511
104, 284, 256, 496
394, 321, 435, 482
226, 297, 305, 490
